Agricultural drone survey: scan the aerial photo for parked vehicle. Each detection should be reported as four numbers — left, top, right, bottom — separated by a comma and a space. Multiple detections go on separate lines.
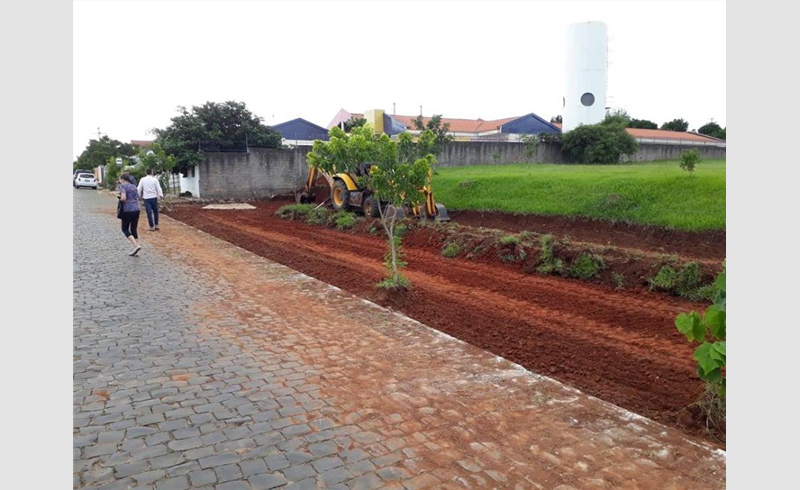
75, 173, 98, 189
73, 169, 91, 187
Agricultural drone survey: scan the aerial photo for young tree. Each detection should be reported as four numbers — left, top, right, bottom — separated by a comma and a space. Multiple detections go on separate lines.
307, 125, 435, 289
153, 101, 281, 173
679, 148, 701, 175
104, 157, 120, 189
661, 118, 690, 132
550, 115, 562, 124
137, 143, 177, 193
412, 114, 454, 156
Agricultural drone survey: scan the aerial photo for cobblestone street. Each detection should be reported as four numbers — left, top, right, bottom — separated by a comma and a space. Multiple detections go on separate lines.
74, 189, 725, 489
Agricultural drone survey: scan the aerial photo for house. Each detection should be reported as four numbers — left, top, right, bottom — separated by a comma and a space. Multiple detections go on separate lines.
270, 118, 330, 147
327, 108, 561, 141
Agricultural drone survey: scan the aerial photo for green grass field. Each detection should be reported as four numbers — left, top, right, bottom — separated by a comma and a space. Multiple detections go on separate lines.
432, 160, 726, 231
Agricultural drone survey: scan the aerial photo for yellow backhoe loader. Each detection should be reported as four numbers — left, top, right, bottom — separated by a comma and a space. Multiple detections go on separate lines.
296, 163, 450, 221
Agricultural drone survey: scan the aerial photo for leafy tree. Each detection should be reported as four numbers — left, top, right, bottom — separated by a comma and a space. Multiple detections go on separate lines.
74, 136, 138, 170
412, 114, 454, 156
679, 148, 701, 175
675, 261, 726, 398
698, 122, 726, 140
628, 118, 658, 129
137, 143, 177, 193
153, 101, 281, 173
550, 115, 562, 124
561, 116, 638, 164
661, 118, 689, 132
104, 156, 120, 189
343, 116, 367, 132
605, 108, 631, 123
307, 125, 435, 289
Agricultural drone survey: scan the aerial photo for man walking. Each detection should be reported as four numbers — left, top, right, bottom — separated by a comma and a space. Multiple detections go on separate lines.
138, 169, 164, 231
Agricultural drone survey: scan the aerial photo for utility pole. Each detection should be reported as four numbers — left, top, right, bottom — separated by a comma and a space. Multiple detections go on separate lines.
419, 105, 422, 116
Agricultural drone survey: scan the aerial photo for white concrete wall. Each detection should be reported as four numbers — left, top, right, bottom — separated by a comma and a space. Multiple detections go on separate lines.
180, 165, 200, 197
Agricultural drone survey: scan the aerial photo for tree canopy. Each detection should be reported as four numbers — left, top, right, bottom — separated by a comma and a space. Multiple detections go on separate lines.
561, 115, 638, 164
153, 101, 281, 173
661, 118, 690, 132
74, 136, 138, 170
698, 122, 726, 140
412, 114, 454, 156
628, 118, 658, 129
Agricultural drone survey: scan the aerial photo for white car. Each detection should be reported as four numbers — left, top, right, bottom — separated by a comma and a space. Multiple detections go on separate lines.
75, 173, 98, 189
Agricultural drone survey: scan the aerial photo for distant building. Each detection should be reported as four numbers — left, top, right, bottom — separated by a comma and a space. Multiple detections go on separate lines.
552, 123, 725, 146
327, 108, 561, 141
271, 118, 329, 147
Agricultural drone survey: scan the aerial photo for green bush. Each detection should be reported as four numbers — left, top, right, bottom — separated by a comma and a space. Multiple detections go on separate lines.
442, 243, 461, 258
334, 211, 357, 230
570, 253, 605, 279
679, 149, 701, 175
612, 272, 625, 289
649, 261, 713, 300
561, 118, 638, 164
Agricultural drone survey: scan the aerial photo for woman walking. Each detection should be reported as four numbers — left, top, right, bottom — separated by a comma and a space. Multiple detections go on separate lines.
118, 174, 142, 256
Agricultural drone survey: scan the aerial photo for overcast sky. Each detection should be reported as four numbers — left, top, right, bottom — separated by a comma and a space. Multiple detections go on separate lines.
73, 0, 726, 158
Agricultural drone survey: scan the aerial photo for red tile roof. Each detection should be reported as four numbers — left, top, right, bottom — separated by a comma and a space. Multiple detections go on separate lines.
131, 140, 154, 148
552, 123, 717, 142
391, 115, 520, 133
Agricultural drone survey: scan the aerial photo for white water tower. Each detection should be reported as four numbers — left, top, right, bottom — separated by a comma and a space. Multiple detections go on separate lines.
563, 21, 608, 132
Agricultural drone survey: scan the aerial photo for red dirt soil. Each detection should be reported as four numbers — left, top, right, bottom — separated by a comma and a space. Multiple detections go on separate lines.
449, 210, 726, 261
166, 201, 725, 447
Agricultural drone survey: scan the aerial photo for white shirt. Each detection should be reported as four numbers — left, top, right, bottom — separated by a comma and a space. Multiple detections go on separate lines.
138, 175, 164, 200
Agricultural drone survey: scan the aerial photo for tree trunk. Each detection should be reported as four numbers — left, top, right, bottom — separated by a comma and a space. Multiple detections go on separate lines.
389, 213, 398, 283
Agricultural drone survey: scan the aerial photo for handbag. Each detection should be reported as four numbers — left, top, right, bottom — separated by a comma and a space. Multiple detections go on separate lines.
117, 198, 124, 219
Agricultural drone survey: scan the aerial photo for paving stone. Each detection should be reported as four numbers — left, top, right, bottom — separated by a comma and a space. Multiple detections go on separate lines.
189, 469, 217, 486
154, 476, 189, 490
311, 456, 344, 472
239, 458, 268, 477
249, 473, 288, 489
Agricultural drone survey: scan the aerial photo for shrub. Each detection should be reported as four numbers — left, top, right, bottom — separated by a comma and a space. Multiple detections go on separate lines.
560, 120, 638, 164
679, 149, 701, 175
442, 243, 461, 258
570, 253, 605, 279
334, 211, 357, 230
675, 261, 726, 398
612, 272, 625, 289
649, 262, 713, 300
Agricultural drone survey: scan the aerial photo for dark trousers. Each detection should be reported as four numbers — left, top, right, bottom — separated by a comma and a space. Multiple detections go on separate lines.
121, 211, 140, 239
144, 198, 159, 228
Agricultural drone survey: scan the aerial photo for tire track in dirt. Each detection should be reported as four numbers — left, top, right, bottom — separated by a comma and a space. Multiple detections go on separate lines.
167, 203, 719, 446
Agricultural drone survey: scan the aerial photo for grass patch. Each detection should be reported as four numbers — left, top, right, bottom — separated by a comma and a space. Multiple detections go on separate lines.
276, 203, 314, 220
570, 253, 605, 279
334, 211, 357, 230
649, 262, 716, 300
611, 272, 625, 289
499, 235, 521, 245
442, 243, 461, 258
377, 274, 411, 290
433, 160, 726, 230
537, 234, 564, 275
